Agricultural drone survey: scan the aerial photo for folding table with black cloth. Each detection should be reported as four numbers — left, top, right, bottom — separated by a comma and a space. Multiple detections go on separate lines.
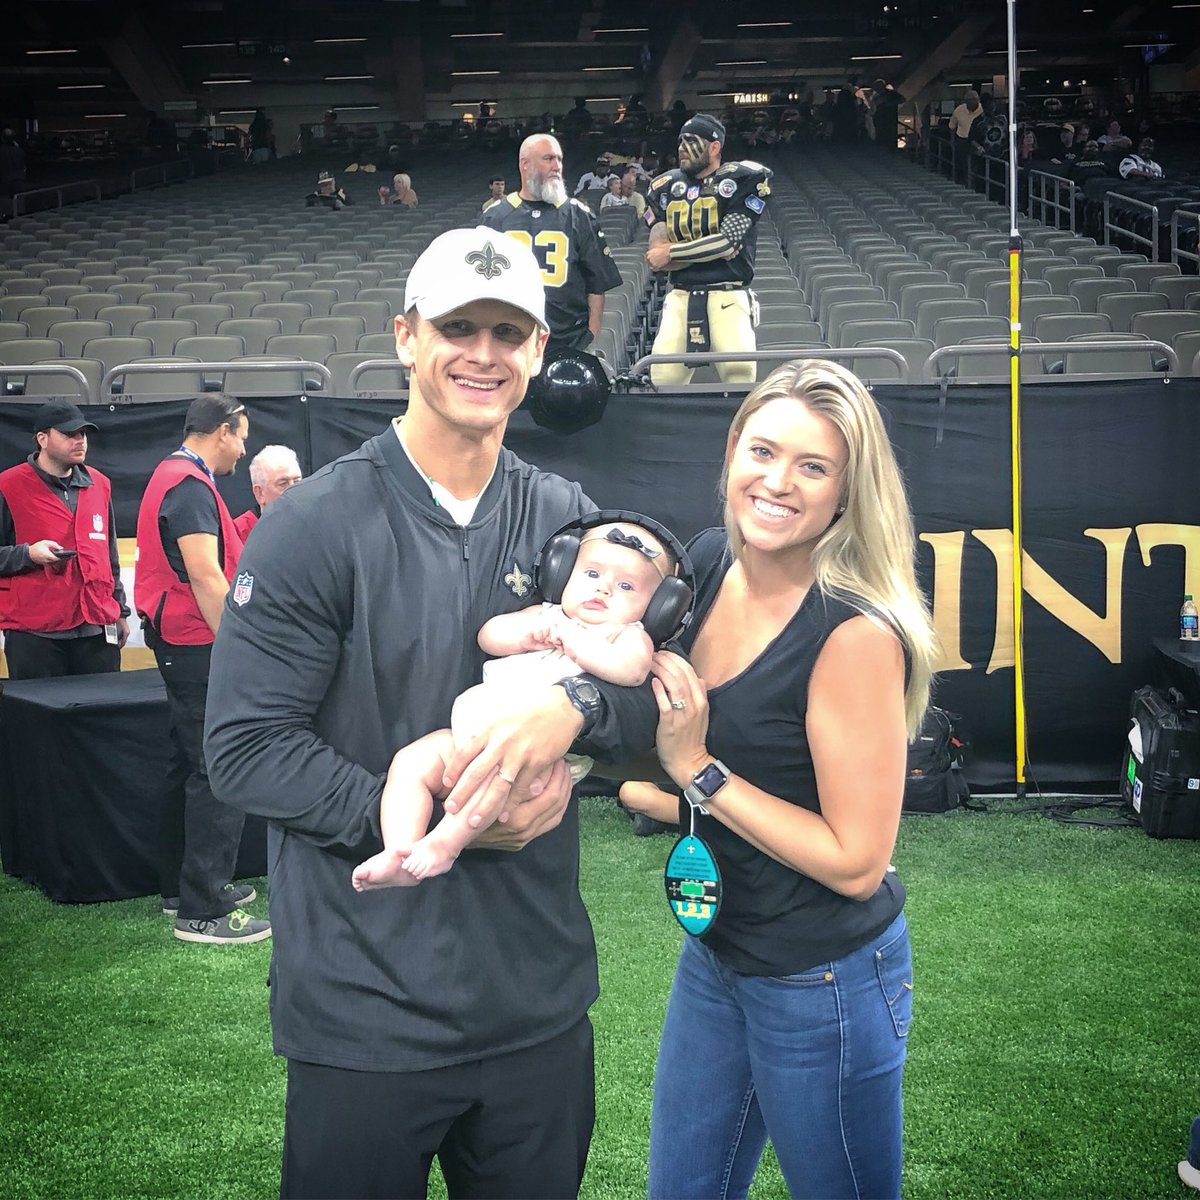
0, 669, 264, 903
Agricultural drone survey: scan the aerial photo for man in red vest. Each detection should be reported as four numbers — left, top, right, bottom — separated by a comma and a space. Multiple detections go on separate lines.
0, 400, 129, 679
135, 394, 269, 945
232, 444, 303, 544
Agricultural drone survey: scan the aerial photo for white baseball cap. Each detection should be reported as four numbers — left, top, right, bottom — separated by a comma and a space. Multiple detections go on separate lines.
403, 227, 548, 332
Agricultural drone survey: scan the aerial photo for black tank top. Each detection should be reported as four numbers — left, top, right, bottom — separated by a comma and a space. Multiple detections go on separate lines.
678, 528, 906, 976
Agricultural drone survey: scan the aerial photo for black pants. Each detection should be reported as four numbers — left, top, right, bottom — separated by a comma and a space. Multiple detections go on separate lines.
153, 639, 245, 921
4, 630, 120, 679
280, 1017, 595, 1200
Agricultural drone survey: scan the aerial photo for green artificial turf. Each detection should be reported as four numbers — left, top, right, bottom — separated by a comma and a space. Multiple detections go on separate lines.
1, 797, 1198, 1199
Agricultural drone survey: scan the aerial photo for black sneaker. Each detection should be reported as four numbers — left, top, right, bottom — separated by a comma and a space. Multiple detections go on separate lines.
633, 814, 678, 837
173, 909, 272, 945
161, 883, 255, 917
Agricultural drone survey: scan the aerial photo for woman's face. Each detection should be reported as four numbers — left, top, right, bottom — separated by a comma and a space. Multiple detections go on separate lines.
726, 397, 848, 561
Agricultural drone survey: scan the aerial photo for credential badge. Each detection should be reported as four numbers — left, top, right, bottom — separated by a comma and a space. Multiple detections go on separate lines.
504, 562, 532, 598
232, 572, 254, 607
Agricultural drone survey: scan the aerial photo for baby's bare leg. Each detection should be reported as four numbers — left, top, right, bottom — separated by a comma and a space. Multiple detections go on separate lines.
352, 731, 454, 891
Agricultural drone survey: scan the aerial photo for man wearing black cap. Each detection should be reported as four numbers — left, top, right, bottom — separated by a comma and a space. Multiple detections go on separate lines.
644, 112, 773, 384
0, 401, 129, 679
306, 170, 351, 210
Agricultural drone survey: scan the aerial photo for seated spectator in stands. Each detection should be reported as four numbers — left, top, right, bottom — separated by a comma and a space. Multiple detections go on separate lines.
1069, 140, 1111, 186
619, 168, 646, 219
575, 156, 612, 197
482, 175, 506, 209
1119, 138, 1164, 181
0, 128, 26, 195
379, 172, 419, 207
1048, 124, 1079, 168
1016, 127, 1039, 165
599, 175, 627, 210
1097, 119, 1132, 155
233, 445, 303, 543
306, 170, 352, 210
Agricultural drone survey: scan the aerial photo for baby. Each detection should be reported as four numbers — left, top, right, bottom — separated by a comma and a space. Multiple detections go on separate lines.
353, 521, 674, 890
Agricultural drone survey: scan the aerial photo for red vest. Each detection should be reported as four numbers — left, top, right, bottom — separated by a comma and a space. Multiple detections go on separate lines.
134, 455, 243, 646
0, 461, 120, 633
232, 508, 258, 544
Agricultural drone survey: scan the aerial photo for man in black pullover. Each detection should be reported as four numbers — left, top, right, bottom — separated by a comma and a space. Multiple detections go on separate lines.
206, 226, 656, 1198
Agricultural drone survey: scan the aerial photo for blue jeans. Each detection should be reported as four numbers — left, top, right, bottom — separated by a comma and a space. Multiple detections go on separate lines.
648, 913, 912, 1200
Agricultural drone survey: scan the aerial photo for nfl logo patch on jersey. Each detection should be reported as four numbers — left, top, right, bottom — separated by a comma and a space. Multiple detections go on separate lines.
686, 186, 700, 200
717, 178, 737, 198
232, 572, 254, 607
745, 195, 765, 214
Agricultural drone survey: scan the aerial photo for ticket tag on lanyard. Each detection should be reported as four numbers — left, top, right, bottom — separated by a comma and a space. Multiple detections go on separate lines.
664, 805, 721, 935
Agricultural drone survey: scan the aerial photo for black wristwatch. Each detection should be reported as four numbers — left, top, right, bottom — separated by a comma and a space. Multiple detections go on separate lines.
683, 759, 731, 815
556, 676, 602, 737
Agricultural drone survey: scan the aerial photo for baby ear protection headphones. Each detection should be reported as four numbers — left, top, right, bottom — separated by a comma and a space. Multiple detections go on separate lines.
534, 509, 695, 648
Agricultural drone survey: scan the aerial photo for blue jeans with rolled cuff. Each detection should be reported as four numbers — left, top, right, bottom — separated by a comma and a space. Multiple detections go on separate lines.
648, 912, 912, 1200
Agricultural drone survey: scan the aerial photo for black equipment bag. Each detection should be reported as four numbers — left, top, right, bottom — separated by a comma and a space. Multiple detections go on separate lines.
1120, 685, 1200, 839
904, 707, 971, 814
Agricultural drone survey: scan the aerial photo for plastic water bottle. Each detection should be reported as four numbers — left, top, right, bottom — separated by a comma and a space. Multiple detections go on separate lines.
1182, 594, 1199, 641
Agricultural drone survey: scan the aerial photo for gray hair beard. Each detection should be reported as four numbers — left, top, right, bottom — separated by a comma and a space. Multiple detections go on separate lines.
529, 173, 568, 206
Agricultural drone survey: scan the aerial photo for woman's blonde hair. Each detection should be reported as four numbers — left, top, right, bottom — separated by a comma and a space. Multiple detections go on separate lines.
721, 359, 936, 736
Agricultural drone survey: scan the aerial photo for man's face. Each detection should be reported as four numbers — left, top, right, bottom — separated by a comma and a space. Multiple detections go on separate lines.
37, 427, 87, 472
319, 178, 335, 194
678, 133, 717, 177
520, 137, 563, 199
214, 415, 249, 476
252, 460, 302, 509
489, 179, 505, 198
1139, 139, 1154, 157
395, 301, 548, 439
620, 172, 636, 196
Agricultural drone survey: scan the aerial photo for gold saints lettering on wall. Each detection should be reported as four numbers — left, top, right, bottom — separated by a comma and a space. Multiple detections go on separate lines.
919, 523, 1200, 674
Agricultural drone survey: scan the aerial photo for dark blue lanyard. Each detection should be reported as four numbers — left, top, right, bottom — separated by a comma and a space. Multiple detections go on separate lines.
175, 445, 214, 483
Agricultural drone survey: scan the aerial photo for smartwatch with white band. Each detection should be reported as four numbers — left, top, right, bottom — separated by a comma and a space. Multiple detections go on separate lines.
683, 759, 731, 814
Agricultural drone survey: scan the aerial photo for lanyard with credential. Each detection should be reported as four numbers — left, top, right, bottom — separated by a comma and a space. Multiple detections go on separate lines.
664, 800, 722, 936
175, 446, 214, 483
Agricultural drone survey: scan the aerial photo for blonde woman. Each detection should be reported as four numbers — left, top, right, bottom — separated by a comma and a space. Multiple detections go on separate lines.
378, 172, 418, 207
622, 359, 936, 1200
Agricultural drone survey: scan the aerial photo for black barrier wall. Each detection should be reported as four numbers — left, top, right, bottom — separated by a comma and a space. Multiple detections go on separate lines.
3, 378, 1197, 790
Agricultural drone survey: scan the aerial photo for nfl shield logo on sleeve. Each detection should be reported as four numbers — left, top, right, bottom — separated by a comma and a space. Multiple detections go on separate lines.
232, 572, 254, 607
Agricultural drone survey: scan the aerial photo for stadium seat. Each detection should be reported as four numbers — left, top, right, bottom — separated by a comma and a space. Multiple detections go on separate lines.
21, 306, 80, 339
1097, 291, 1171, 333
23, 358, 105, 403
46, 320, 113, 359
914, 298, 986, 342
1067, 276, 1135, 312
215, 318, 283, 356
299, 316, 365, 353
250, 302, 312, 335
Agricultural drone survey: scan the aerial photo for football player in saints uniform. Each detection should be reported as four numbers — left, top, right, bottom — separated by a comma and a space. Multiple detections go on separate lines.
480, 133, 622, 357
644, 113, 773, 385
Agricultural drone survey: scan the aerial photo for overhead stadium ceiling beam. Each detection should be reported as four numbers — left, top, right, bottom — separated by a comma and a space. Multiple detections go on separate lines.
896, 9, 996, 111
387, 36, 426, 120
645, 13, 701, 113
99, 10, 190, 114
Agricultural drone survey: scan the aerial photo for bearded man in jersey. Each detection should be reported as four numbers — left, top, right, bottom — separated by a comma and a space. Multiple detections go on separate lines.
480, 133, 622, 358
644, 113, 773, 385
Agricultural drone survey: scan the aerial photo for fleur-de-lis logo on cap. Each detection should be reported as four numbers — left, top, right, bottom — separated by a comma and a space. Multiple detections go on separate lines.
466, 241, 511, 280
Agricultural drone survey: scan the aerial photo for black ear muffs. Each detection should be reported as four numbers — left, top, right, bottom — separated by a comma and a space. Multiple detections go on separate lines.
640, 575, 694, 647
533, 509, 695, 647
536, 532, 581, 604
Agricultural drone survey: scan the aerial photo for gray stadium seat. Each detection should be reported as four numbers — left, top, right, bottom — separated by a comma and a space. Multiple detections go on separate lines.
46, 320, 112, 358
215, 318, 283, 356
1097, 291, 1170, 333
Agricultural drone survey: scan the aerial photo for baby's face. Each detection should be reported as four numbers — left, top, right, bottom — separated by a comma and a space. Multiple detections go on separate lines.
561, 536, 662, 628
